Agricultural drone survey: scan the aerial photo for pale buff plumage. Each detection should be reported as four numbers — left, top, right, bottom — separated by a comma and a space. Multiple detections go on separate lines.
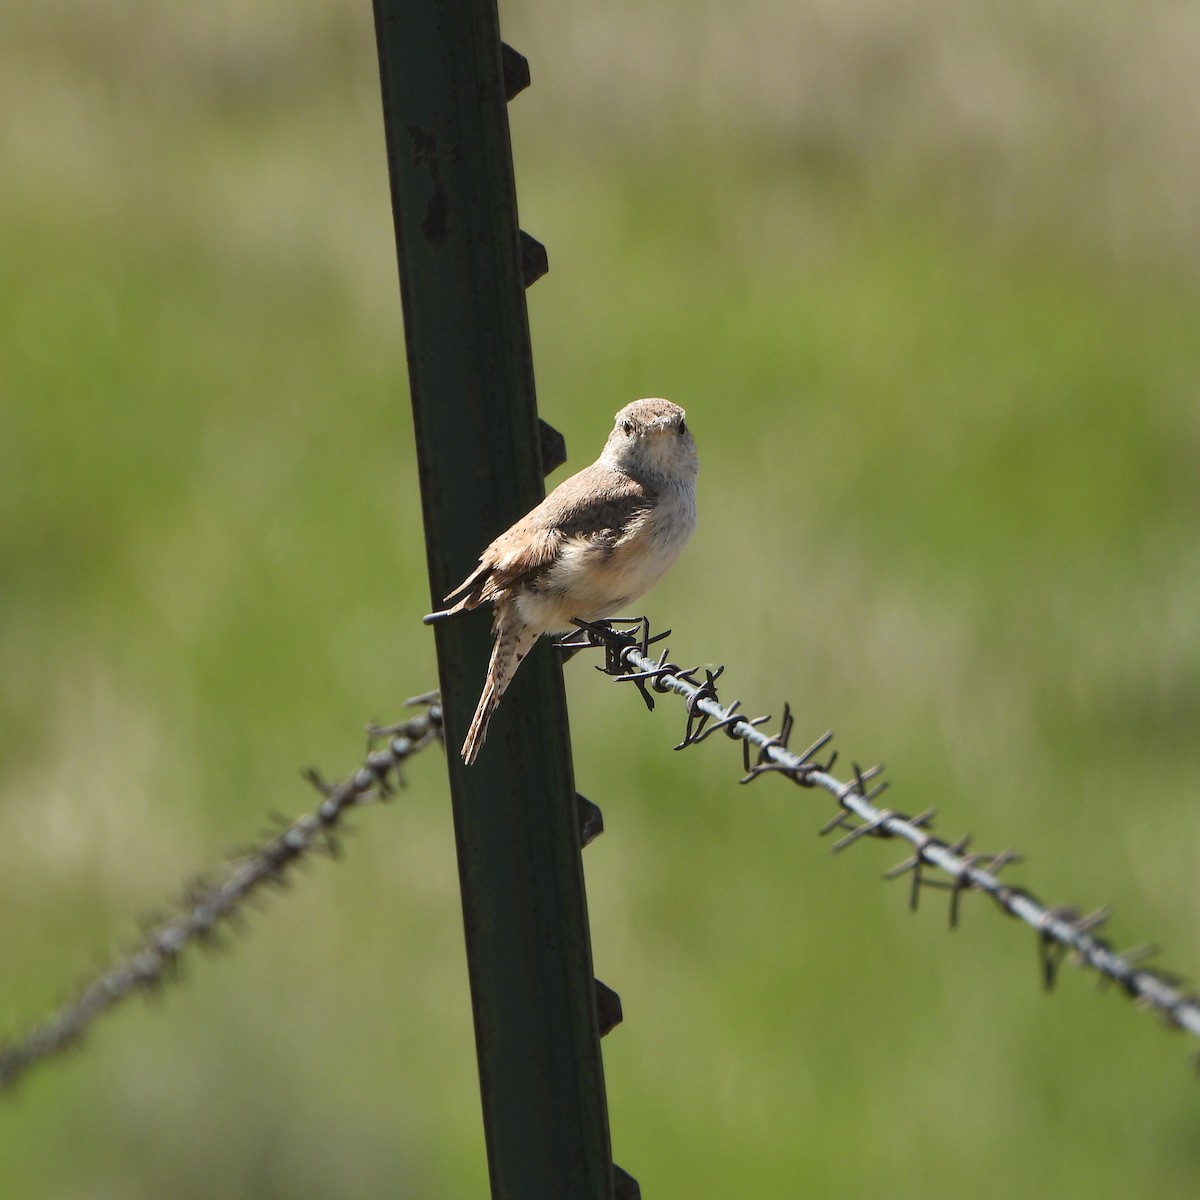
426, 398, 698, 764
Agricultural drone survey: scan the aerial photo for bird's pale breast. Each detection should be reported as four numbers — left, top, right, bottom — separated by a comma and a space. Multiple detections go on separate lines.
515, 480, 696, 633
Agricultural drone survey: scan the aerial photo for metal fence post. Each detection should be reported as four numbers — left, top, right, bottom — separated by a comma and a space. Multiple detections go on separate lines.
371, 3, 617, 1198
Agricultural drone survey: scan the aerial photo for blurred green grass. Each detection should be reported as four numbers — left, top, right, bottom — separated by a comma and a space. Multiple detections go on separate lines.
3, 2, 1200, 1197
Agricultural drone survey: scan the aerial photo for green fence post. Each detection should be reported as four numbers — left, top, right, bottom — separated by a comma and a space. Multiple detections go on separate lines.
371, 3, 616, 1197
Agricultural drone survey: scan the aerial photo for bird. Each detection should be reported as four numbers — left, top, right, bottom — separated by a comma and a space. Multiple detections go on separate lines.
425, 397, 698, 764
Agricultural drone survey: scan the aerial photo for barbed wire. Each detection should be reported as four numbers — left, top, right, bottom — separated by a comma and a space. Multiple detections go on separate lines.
6, 617, 1197, 1092
0, 697, 444, 1093
566, 617, 1200, 1048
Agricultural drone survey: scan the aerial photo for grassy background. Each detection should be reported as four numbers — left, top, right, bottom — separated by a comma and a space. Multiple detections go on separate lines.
3, 1, 1200, 1196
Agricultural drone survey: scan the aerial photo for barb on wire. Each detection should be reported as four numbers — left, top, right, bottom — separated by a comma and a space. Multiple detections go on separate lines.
571, 618, 1200, 1049
0, 696, 444, 1093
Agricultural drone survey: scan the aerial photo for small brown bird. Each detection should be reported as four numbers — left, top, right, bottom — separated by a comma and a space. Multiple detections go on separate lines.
426, 398, 698, 764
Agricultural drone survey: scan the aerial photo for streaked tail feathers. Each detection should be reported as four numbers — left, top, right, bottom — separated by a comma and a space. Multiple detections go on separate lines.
460, 606, 539, 765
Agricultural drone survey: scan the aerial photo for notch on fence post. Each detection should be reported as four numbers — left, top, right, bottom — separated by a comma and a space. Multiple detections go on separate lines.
371, 3, 615, 1198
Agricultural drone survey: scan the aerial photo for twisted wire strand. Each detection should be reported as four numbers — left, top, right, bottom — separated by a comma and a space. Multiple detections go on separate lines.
571, 619, 1200, 1046
7, 615, 1197, 1092
0, 700, 443, 1092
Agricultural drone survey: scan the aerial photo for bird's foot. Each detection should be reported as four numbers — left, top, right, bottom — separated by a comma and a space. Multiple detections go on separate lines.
555, 617, 644, 654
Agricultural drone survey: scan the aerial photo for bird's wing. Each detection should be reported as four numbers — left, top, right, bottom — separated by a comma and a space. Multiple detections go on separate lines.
447, 466, 654, 605
547, 471, 656, 544
494, 467, 655, 570
438, 559, 494, 607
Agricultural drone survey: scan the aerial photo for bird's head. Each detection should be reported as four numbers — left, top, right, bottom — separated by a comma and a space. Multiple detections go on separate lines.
601, 397, 698, 483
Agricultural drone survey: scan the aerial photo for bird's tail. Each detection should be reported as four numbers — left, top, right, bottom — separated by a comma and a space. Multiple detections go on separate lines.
461, 616, 539, 765
461, 681, 501, 766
